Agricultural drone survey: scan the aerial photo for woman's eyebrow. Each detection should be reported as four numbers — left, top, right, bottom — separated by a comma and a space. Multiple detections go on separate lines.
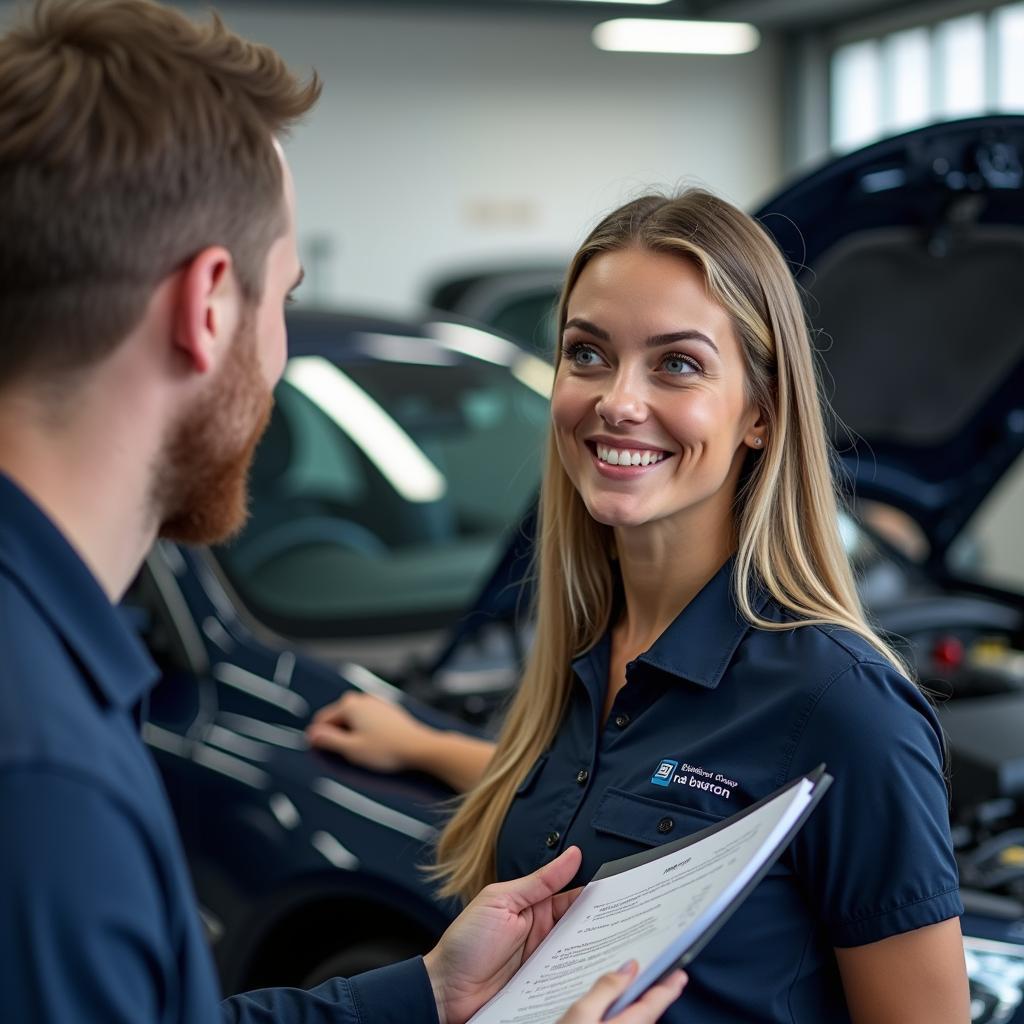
647, 330, 719, 355
563, 318, 719, 356
563, 316, 610, 340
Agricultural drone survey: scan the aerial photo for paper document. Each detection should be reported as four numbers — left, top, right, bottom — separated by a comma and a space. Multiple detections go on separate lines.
468, 768, 830, 1024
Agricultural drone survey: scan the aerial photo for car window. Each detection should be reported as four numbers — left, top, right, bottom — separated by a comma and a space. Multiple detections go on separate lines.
948, 452, 1024, 591
214, 352, 550, 638
488, 292, 558, 360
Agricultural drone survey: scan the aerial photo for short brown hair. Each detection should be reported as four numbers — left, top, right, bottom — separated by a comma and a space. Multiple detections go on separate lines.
0, 0, 320, 387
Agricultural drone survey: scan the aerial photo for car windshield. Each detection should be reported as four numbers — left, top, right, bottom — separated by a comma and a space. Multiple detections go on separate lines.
213, 341, 551, 638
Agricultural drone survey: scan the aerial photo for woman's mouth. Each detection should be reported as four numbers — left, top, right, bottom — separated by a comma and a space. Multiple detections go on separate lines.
586, 441, 672, 476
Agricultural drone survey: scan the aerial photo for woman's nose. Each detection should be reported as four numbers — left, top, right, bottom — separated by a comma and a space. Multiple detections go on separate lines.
595, 374, 647, 426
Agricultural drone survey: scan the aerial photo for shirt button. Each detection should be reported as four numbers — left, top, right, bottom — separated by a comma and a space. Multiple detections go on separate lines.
545, 831, 560, 849
657, 817, 674, 834
614, 712, 631, 728
576, 769, 589, 785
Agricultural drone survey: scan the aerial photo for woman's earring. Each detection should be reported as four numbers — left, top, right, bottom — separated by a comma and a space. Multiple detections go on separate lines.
753, 436, 764, 448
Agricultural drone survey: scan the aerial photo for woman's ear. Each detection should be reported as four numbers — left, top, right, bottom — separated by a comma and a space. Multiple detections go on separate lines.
172, 246, 241, 375
744, 406, 769, 451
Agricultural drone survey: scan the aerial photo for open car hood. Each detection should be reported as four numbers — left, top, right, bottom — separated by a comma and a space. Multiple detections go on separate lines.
753, 115, 1024, 564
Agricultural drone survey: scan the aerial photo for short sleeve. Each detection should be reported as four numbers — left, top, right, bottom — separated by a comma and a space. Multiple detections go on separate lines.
786, 660, 963, 947
0, 767, 199, 1024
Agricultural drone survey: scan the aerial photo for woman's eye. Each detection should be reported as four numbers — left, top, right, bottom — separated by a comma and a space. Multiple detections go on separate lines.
661, 353, 698, 376
562, 343, 603, 368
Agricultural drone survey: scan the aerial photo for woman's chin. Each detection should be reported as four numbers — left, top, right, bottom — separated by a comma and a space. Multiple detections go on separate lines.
583, 497, 652, 530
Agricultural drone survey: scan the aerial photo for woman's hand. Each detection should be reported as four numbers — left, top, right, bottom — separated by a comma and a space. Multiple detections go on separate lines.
307, 691, 432, 774
558, 962, 687, 1024
306, 691, 496, 791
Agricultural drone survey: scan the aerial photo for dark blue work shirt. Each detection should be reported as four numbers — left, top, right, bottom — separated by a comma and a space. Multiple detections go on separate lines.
0, 474, 437, 1024
497, 561, 962, 1023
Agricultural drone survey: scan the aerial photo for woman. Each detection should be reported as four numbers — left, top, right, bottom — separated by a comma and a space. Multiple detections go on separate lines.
309, 191, 969, 1023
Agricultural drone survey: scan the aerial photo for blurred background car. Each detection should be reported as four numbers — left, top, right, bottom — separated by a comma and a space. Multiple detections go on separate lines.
424, 265, 564, 362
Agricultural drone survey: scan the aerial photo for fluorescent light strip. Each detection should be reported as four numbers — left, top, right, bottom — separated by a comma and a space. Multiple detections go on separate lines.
202, 616, 235, 653
313, 777, 437, 842
356, 332, 458, 367
311, 831, 360, 870
212, 662, 310, 718
192, 744, 271, 790
142, 722, 190, 757
204, 724, 275, 763
273, 650, 296, 687
428, 321, 522, 367
270, 793, 302, 830
340, 662, 405, 702
284, 356, 447, 504
512, 356, 555, 398
593, 19, 760, 55
217, 711, 309, 750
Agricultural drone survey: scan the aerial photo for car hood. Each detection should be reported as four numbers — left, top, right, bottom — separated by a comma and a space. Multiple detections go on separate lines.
753, 115, 1024, 563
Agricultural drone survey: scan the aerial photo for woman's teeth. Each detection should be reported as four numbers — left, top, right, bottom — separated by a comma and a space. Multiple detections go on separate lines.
595, 444, 667, 467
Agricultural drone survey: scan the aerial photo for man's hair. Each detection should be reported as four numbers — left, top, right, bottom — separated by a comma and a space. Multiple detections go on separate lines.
0, 0, 320, 387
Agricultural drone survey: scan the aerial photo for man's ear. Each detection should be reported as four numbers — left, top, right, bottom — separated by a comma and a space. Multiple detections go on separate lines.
173, 246, 241, 375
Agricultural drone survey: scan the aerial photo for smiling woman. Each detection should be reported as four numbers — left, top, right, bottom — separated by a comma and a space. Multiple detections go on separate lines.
310, 190, 970, 1024
552, 248, 761, 538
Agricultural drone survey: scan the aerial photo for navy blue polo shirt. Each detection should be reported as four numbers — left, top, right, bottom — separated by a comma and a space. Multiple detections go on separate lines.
0, 474, 436, 1024
497, 559, 962, 1023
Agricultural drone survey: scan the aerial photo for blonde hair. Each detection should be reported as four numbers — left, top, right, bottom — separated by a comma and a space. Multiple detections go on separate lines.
431, 189, 908, 902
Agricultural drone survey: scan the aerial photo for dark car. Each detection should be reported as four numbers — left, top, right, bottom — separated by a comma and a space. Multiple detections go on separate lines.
128, 117, 1024, 1021
425, 265, 563, 362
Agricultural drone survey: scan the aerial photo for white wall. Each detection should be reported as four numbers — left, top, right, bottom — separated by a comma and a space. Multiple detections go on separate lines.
1, 2, 783, 312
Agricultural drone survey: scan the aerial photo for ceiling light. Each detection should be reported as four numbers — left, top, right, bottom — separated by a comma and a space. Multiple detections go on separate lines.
554, 1, 672, 5
593, 18, 760, 55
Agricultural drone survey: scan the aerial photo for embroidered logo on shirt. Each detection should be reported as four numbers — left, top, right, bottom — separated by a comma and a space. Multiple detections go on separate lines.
650, 759, 739, 799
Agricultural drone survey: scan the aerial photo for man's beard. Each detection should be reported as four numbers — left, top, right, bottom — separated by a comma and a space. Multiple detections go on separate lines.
153, 312, 274, 546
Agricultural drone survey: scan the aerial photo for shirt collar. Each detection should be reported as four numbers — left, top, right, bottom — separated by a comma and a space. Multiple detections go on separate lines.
0, 473, 158, 710
571, 556, 771, 691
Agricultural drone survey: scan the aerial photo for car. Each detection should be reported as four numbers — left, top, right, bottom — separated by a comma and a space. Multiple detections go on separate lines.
127, 115, 1024, 1021
425, 264, 563, 362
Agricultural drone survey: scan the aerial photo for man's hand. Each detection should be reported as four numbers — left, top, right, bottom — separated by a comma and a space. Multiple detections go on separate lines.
423, 847, 584, 1024
422, 848, 686, 1024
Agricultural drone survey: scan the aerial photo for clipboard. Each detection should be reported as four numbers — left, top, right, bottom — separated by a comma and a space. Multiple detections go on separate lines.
598, 765, 833, 1018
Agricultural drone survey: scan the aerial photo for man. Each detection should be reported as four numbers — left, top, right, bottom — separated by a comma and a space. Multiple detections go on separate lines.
0, 1, 687, 1022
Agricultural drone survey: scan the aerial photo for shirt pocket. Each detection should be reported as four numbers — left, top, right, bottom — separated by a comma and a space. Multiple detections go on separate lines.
591, 786, 727, 848
592, 787, 796, 882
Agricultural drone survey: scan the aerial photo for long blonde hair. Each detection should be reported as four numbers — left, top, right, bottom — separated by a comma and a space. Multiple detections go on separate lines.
432, 189, 907, 902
